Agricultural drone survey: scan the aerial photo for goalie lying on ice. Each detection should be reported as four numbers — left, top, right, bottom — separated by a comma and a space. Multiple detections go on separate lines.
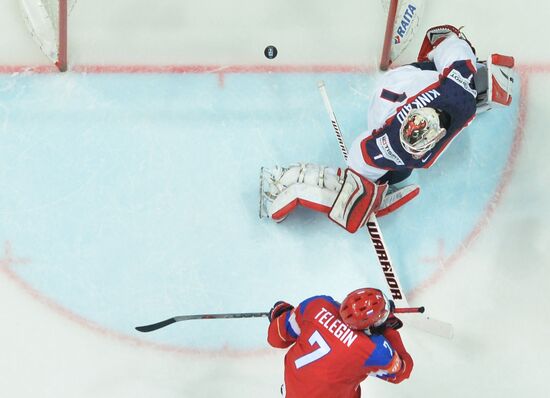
260, 25, 515, 233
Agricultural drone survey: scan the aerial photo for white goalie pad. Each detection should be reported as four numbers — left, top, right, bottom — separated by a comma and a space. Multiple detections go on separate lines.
259, 164, 343, 221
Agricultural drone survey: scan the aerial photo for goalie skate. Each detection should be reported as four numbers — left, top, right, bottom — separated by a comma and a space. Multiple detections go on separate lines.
376, 184, 420, 217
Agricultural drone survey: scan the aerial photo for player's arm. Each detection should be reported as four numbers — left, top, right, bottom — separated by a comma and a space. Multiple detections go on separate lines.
362, 314, 413, 384
376, 328, 414, 384
267, 301, 298, 349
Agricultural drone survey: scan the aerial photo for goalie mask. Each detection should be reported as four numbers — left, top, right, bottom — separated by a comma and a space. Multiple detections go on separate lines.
339, 288, 392, 330
399, 107, 447, 157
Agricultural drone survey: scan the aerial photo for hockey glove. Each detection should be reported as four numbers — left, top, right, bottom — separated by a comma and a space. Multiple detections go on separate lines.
268, 301, 294, 322
380, 350, 414, 384
371, 314, 403, 334
379, 328, 414, 384
417, 25, 476, 62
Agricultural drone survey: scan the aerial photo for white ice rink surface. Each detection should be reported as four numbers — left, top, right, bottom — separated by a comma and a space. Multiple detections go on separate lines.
1, 1, 549, 397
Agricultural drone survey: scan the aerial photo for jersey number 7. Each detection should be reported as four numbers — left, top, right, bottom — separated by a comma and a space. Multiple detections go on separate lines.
294, 330, 331, 369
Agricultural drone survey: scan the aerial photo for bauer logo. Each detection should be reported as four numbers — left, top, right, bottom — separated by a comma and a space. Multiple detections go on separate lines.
395, 4, 417, 39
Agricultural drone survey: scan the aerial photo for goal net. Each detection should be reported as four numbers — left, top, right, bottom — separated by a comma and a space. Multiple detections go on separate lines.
380, 0, 425, 70
19, 0, 76, 71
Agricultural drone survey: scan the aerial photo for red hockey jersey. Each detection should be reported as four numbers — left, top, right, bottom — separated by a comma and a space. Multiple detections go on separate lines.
267, 295, 411, 398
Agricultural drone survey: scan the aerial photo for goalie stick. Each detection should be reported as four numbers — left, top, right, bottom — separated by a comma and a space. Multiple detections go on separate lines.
317, 81, 453, 339
135, 307, 426, 332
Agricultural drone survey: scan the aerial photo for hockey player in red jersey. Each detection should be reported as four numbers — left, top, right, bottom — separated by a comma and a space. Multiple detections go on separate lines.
267, 288, 414, 397
259, 25, 515, 233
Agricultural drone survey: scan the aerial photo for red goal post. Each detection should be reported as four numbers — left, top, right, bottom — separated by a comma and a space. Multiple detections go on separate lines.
19, 0, 74, 71
380, 0, 425, 70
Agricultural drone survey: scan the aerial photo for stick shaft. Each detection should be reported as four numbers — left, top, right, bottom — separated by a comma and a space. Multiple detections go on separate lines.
318, 80, 407, 304
136, 312, 269, 333
318, 81, 349, 160
394, 306, 425, 314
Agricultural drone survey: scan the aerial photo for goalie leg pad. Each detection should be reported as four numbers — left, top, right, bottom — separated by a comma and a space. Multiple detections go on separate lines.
263, 164, 344, 222
270, 184, 338, 222
328, 169, 388, 233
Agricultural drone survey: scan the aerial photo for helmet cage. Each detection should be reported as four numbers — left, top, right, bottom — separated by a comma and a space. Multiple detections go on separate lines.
399, 107, 446, 157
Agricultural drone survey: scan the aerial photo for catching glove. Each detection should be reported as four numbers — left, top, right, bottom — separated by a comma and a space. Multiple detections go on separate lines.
417, 24, 476, 62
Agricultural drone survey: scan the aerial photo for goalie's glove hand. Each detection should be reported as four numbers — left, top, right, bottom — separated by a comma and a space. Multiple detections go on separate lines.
417, 24, 476, 62
370, 314, 403, 334
268, 301, 294, 322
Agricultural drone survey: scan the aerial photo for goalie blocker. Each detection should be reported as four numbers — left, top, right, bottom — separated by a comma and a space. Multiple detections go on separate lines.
262, 164, 418, 233
328, 169, 387, 233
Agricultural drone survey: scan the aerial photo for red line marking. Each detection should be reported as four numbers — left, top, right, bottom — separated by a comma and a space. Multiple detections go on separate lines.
0, 62, 547, 74
0, 63, 371, 74
0, 241, 30, 267
419, 239, 446, 266
0, 249, 269, 358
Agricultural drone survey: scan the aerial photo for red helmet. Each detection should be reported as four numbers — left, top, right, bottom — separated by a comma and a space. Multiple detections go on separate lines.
339, 288, 391, 330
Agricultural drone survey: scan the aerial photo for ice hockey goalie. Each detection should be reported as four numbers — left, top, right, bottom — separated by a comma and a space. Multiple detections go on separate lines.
259, 25, 515, 233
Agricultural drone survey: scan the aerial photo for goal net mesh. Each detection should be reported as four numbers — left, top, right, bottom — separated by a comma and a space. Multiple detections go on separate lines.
19, 0, 76, 69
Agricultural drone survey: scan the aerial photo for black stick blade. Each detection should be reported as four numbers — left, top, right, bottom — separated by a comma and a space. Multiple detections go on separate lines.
135, 317, 177, 332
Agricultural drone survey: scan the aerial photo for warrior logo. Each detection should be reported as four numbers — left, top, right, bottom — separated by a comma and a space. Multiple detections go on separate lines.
366, 222, 403, 300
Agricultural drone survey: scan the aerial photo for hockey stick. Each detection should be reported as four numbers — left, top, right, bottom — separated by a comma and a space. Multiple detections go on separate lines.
317, 81, 453, 338
135, 312, 269, 333
136, 306, 426, 333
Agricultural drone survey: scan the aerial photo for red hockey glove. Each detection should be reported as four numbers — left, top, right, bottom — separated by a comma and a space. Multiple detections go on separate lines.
417, 24, 476, 62
383, 350, 414, 384
381, 328, 414, 384
268, 301, 294, 322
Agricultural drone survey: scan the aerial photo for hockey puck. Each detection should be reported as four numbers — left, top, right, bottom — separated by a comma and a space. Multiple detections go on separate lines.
264, 45, 278, 59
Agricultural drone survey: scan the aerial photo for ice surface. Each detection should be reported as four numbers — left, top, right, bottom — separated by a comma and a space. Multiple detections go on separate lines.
0, 1, 549, 397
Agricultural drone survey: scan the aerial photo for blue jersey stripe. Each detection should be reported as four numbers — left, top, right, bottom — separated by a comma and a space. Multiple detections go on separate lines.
364, 334, 394, 368
299, 295, 340, 315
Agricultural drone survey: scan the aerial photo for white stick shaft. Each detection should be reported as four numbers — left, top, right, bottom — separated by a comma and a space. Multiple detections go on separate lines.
318, 81, 349, 160
365, 217, 409, 306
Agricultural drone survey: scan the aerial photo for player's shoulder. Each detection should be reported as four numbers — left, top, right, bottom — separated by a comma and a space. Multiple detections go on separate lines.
297, 295, 340, 316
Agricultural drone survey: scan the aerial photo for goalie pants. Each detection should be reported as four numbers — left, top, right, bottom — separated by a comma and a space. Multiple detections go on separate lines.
377, 169, 413, 185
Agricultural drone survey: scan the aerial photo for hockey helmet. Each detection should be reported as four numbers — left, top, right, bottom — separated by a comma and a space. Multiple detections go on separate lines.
399, 107, 447, 157
339, 288, 392, 330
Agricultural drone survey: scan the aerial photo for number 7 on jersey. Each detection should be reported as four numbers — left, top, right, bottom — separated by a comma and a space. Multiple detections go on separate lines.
294, 331, 331, 369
